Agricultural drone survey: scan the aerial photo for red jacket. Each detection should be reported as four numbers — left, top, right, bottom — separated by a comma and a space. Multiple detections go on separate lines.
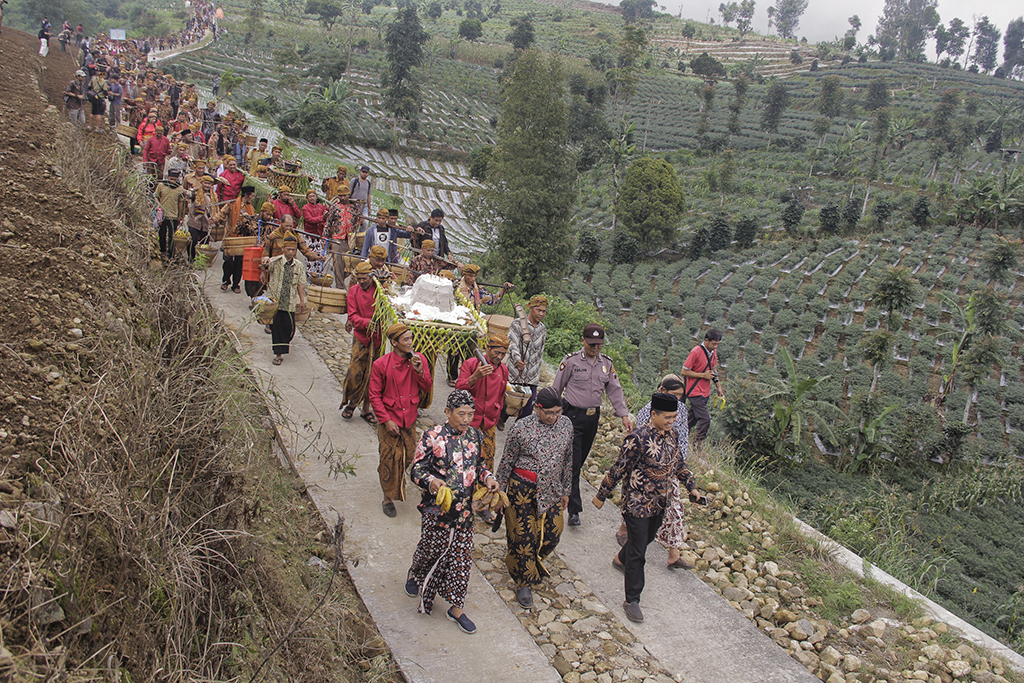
346, 282, 381, 349
302, 202, 328, 236
218, 168, 245, 203
369, 351, 432, 428
143, 134, 170, 168
272, 197, 300, 222
456, 356, 509, 431
137, 119, 162, 144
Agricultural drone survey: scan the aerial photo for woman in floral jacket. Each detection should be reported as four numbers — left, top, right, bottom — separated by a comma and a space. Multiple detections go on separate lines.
406, 390, 499, 634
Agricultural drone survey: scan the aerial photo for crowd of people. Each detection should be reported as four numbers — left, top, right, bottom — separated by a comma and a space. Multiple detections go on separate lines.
41, 0, 729, 637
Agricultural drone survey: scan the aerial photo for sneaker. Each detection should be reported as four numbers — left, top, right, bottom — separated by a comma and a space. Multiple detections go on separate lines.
515, 586, 533, 608
623, 600, 644, 623
446, 607, 476, 634
405, 572, 419, 598
567, 513, 581, 526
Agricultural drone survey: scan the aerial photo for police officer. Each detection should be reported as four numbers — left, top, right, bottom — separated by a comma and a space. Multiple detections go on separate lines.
552, 323, 632, 526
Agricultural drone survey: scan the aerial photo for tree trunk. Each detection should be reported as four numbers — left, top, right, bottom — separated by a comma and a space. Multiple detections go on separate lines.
963, 389, 974, 423
861, 185, 871, 218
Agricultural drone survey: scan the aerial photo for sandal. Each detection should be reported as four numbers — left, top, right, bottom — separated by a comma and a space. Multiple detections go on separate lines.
220, 282, 230, 291
361, 412, 378, 425
341, 406, 355, 419
231, 286, 241, 293
446, 379, 456, 388
272, 357, 283, 365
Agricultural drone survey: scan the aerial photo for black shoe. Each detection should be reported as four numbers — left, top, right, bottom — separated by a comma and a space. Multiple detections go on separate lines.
623, 600, 644, 623
382, 501, 397, 518
567, 513, 580, 526
405, 572, 419, 598
516, 586, 533, 608
447, 607, 477, 634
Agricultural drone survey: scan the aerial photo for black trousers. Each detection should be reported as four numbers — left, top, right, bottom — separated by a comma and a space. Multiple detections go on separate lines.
447, 349, 466, 381
158, 218, 178, 255
187, 227, 206, 261
222, 254, 242, 287
617, 512, 664, 604
244, 280, 264, 298
271, 309, 295, 356
688, 395, 711, 444
565, 403, 600, 516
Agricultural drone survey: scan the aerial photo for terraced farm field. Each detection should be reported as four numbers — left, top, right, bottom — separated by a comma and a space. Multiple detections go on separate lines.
562, 224, 1024, 461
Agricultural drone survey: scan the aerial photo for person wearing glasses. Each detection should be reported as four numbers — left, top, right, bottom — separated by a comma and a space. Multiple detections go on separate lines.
496, 387, 573, 608
455, 334, 511, 523
551, 324, 633, 527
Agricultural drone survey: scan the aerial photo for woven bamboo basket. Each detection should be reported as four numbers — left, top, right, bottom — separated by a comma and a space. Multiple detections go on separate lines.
294, 304, 311, 323
223, 235, 258, 256
310, 272, 333, 287
505, 384, 531, 416
484, 314, 514, 338
266, 168, 310, 194
307, 285, 346, 313
173, 233, 189, 251
196, 244, 218, 268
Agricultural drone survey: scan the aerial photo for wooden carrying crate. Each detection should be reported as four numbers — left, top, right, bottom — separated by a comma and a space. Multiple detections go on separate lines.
307, 285, 346, 314
223, 235, 257, 256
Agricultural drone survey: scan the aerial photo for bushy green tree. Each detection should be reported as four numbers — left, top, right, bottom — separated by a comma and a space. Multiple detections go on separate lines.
819, 201, 842, 235
842, 193, 861, 232
734, 215, 758, 248
872, 266, 920, 331
865, 78, 890, 111
611, 231, 640, 263
468, 50, 577, 294
506, 14, 534, 49
619, 0, 655, 23
981, 236, 1021, 286
459, 17, 483, 40
706, 214, 732, 252
780, 198, 804, 234
761, 79, 789, 150
690, 52, 726, 79
305, 0, 343, 31
616, 157, 686, 249
816, 75, 844, 119
767, 0, 809, 39
688, 225, 708, 259
576, 230, 601, 266
910, 195, 931, 226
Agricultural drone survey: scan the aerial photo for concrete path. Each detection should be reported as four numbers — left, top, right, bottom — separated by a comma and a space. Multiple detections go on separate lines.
200, 269, 821, 683
201, 274, 560, 683
558, 486, 819, 683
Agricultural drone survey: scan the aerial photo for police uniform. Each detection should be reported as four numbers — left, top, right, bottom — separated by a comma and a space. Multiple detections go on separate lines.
552, 347, 629, 519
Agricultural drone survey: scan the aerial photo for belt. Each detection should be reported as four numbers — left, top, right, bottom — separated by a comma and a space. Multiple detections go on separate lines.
564, 402, 599, 417
513, 468, 537, 483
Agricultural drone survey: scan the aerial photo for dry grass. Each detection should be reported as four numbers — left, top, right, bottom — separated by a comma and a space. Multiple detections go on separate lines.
0, 126, 400, 681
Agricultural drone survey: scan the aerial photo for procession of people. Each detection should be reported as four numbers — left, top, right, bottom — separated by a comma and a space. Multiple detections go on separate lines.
42, 4, 726, 636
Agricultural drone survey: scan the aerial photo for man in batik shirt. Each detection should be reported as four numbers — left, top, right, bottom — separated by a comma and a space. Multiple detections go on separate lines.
406, 239, 449, 284
406, 390, 500, 635
593, 393, 690, 625
496, 388, 573, 608
498, 294, 548, 430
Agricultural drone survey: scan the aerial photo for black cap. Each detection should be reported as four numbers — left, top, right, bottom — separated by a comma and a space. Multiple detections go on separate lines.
388, 208, 399, 217
583, 323, 605, 342
360, 165, 370, 172
651, 393, 679, 412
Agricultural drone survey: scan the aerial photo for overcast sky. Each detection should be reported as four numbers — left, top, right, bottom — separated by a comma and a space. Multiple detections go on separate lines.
654, 0, 1020, 49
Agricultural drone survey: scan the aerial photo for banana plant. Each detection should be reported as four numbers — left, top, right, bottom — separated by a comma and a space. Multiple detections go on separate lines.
763, 347, 839, 462
845, 403, 899, 472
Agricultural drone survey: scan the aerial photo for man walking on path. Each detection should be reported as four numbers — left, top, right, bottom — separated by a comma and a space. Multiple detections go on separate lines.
341, 261, 382, 424
64, 70, 87, 126
593, 393, 688, 624
369, 323, 433, 518
497, 387, 573, 608
264, 236, 307, 366
552, 323, 632, 527
406, 390, 500, 633
455, 333, 510, 522
499, 295, 548, 430
680, 328, 725, 445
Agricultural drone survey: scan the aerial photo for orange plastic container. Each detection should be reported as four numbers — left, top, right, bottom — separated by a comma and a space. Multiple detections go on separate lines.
242, 246, 263, 282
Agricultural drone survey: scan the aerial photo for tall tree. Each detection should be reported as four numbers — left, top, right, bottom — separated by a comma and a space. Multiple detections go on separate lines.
971, 16, 1001, 73
934, 23, 949, 60
736, 0, 756, 36
718, 2, 737, 27
616, 156, 687, 248
727, 76, 749, 138
506, 14, 534, 50
246, 0, 266, 37
1002, 17, 1024, 76
945, 17, 970, 66
873, 0, 939, 62
468, 50, 577, 293
760, 79, 789, 150
458, 17, 483, 40
382, 6, 430, 126
608, 25, 648, 110
865, 77, 890, 111
305, 0, 344, 32
767, 0, 808, 39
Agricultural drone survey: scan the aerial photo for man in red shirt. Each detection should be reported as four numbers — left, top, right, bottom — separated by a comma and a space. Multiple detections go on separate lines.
272, 186, 301, 223
217, 155, 245, 204
680, 328, 725, 445
142, 125, 170, 178
456, 334, 510, 520
342, 261, 382, 423
370, 323, 433, 518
